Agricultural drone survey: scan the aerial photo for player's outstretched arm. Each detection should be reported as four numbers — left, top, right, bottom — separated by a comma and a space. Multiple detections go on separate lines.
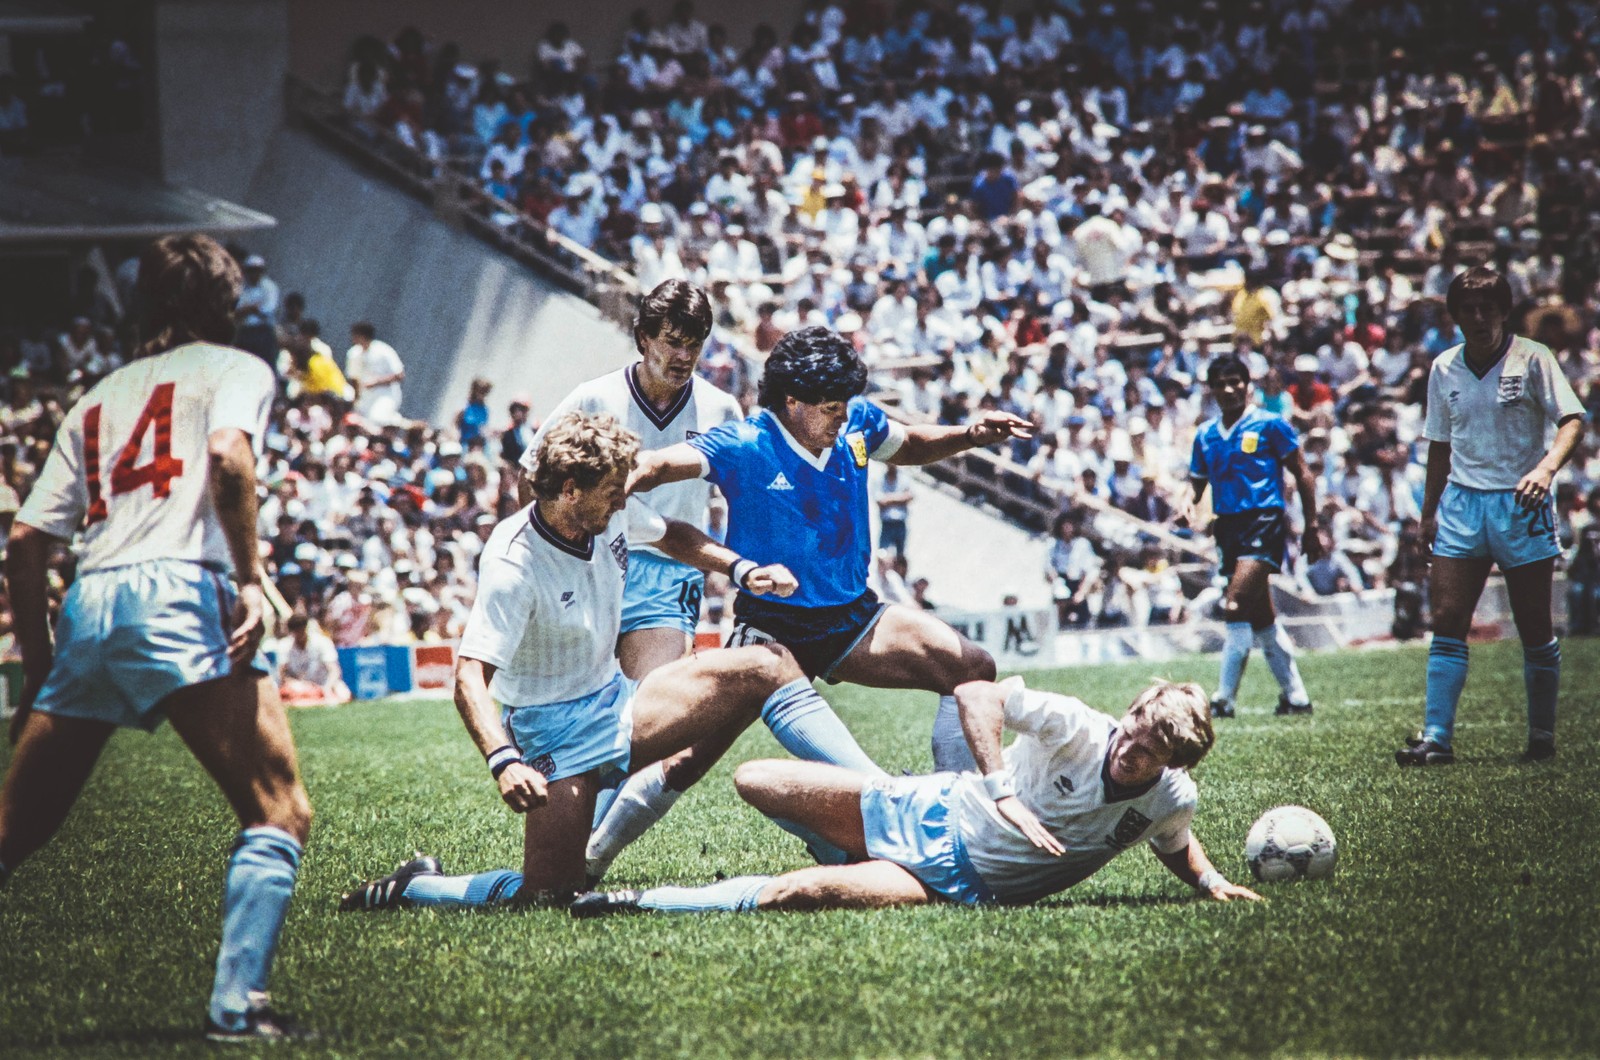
652, 518, 797, 597
888, 411, 1033, 466
1153, 836, 1262, 902
4, 522, 62, 743
453, 655, 547, 813
627, 444, 708, 495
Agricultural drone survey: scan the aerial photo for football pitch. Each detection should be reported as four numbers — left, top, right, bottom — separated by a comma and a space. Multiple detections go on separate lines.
2, 639, 1596, 1057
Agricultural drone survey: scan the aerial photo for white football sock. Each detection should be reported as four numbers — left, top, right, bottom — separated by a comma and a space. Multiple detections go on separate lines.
931, 694, 976, 772
585, 761, 680, 883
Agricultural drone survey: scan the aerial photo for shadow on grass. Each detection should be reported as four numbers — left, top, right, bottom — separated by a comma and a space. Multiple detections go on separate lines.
1030, 892, 1193, 910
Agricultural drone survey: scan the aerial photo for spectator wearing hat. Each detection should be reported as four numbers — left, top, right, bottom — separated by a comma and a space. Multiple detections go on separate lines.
234, 254, 281, 367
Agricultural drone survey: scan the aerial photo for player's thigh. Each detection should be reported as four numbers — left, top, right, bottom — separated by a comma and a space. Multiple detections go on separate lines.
757, 860, 936, 911
734, 758, 870, 853
1223, 559, 1275, 620
618, 626, 694, 681
520, 770, 600, 896
1428, 555, 1494, 640
0, 712, 116, 860
163, 672, 311, 842
1502, 555, 1556, 646
830, 604, 994, 691
628, 643, 799, 764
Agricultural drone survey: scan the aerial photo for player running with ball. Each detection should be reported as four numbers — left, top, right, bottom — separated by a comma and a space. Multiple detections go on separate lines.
1397, 266, 1584, 766
0, 235, 315, 1042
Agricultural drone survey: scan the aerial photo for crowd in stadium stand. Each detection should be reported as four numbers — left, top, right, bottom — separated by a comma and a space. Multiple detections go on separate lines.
327, 0, 1600, 630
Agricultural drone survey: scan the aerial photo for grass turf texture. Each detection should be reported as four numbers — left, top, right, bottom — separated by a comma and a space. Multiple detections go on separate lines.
1, 639, 1596, 1058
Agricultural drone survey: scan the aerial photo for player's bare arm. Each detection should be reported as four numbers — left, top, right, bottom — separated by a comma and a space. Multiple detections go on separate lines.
1175, 476, 1208, 529
887, 410, 1033, 466
208, 427, 268, 666
4, 521, 61, 741
651, 517, 798, 597
1514, 414, 1585, 510
453, 656, 547, 812
627, 443, 706, 494
954, 676, 1064, 855
1286, 449, 1324, 563
1418, 440, 1451, 550
1154, 836, 1263, 902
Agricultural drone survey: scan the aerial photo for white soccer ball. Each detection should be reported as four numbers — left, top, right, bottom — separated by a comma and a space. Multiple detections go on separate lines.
1244, 805, 1337, 883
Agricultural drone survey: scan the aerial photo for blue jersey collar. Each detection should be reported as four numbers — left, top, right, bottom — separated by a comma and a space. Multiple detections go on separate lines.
766, 409, 834, 472
1215, 404, 1260, 441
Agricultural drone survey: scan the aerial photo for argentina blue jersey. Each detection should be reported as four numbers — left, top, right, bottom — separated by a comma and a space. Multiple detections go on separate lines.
689, 397, 905, 609
1189, 406, 1298, 514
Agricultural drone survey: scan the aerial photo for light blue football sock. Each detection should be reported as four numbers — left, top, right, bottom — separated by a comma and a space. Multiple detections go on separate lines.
637, 875, 773, 913
931, 694, 977, 772
761, 679, 885, 775
1217, 622, 1252, 706
590, 774, 623, 831
1523, 639, 1560, 742
208, 827, 302, 1032
1423, 636, 1470, 746
403, 869, 522, 907
1255, 621, 1310, 706
770, 817, 852, 866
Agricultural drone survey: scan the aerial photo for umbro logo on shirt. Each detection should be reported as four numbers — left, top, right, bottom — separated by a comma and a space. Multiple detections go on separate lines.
768, 472, 795, 491
560, 591, 575, 608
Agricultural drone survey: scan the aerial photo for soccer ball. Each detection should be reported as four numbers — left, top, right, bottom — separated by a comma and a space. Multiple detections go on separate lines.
1244, 805, 1337, 882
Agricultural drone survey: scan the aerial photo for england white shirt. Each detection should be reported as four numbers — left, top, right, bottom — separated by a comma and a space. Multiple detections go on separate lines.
18, 343, 273, 574
520, 367, 742, 557
1422, 336, 1585, 491
952, 687, 1198, 904
459, 499, 667, 707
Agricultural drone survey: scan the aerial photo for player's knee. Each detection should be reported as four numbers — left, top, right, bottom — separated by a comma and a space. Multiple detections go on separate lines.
749, 642, 803, 690
733, 759, 785, 804
963, 646, 997, 683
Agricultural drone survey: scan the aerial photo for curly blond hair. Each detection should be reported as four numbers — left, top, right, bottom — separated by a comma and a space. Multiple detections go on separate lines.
528, 410, 641, 500
1124, 680, 1215, 770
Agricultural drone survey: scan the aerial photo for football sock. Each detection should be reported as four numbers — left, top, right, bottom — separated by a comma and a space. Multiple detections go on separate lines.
1523, 639, 1560, 742
403, 869, 522, 907
1217, 622, 1252, 706
1256, 621, 1310, 706
931, 694, 976, 772
590, 774, 622, 832
208, 827, 302, 1033
1423, 636, 1470, 746
586, 762, 681, 882
637, 875, 772, 913
771, 816, 852, 865
761, 678, 884, 775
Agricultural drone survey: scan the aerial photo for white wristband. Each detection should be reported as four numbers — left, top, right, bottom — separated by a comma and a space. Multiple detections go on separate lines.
730, 558, 758, 588
982, 772, 1016, 801
1196, 869, 1227, 894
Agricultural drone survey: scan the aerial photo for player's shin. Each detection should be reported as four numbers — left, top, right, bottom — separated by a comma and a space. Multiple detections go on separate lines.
931, 694, 977, 772
761, 678, 886, 775
1523, 639, 1559, 743
1423, 636, 1470, 746
1256, 622, 1309, 706
403, 869, 522, 907
586, 762, 681, 883
209, 827, 302, 1033
637, 875, 773, 913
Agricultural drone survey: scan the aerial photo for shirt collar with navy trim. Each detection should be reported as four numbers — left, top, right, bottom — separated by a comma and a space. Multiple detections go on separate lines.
626, 364, 693, 431
529, 502, 593, 560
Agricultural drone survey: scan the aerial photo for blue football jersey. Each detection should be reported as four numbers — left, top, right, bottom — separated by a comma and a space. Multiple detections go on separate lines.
689, 397, 902, 609
1189, 406, 1298, 515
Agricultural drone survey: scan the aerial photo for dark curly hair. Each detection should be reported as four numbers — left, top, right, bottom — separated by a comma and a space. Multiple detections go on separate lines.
636, 278, 713, 352
1205, 354, 1251, 387
757, 326, 868, 409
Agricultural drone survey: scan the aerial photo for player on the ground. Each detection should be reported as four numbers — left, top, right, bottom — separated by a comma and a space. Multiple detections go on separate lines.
568, 676, 1261, 916
339, 411, 823, 907
515, 281, 743, 877
1397, 266, 1584, 766
1178, 354, 1323, 719
0, 235, 315, 1042
592, 327, 1029, 875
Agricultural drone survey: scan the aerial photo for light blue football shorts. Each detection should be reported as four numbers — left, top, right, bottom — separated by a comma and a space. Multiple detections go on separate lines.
620, 551, 703, 637
33, 559, 269, 732
860, 773, 996, 906
502, 671, 637, 783
1433, 483, 1560, 569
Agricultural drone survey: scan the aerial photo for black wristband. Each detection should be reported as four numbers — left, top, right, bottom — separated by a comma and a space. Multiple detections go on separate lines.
486, 745, 520, 780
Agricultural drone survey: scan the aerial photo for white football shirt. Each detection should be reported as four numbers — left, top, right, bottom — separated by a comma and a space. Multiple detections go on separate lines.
520, 367, 742, 557
458, 498, 667, 707
952, 687, 1198, 904
18, 343, 273, 574
1423, 336, 1585, 490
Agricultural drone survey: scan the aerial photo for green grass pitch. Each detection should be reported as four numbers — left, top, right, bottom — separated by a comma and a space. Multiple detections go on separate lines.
2, 639, 1596, 1057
